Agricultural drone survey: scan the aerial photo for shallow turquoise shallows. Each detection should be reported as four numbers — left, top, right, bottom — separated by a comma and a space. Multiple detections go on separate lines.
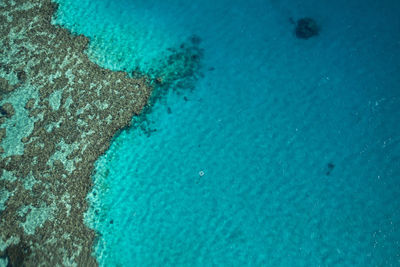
53, 0, 400, 265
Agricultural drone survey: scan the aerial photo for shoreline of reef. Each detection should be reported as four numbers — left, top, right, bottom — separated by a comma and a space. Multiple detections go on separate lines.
0, 0, 204, 265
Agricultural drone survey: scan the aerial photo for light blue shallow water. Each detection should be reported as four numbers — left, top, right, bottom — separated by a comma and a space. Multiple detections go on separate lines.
53, 0, 400, 265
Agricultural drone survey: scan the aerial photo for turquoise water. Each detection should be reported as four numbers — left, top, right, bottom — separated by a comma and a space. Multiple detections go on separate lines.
53, 0, 400, 265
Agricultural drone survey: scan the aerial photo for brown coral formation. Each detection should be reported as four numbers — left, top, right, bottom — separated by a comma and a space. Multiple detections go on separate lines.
0, 0, 152, 266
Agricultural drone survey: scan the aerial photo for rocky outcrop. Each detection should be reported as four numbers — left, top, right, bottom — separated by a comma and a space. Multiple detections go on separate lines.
295, 17, 320, 39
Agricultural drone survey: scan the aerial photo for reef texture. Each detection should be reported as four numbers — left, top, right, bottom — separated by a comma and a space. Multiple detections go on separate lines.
295, 17, 320, 39
0, 0, 152, 266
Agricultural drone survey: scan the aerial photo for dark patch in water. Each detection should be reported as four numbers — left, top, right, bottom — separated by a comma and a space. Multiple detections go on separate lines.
0, 63, 11, 74
142, 127, 157, 137
294, 17, 320, 39
17, 70, 26, 82
130, 67, 148, 79
326, 162, 335, 175
130, 34, 204, 137
190, 34, 202, 45
0, 106, 7, 117
2, 241, 31, 267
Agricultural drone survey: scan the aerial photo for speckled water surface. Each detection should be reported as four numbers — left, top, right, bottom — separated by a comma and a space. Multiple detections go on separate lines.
2, 0, 400, 266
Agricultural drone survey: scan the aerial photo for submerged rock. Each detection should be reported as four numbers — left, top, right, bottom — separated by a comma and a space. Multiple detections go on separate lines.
295, 17, 320, 39
0, 77, 14, 96
326, 162, 335, 175
0, 128, 6, 143
0, 106, 7, 117
190, 34, 202, 45
24, 98, 36, 110
1, 103, 15, 118
4, 242, 31, 267
17, 69, 27, 83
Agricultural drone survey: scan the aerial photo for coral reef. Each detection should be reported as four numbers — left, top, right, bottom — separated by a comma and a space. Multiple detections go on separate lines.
0, 0, 152, 265
295, 17, 320, 39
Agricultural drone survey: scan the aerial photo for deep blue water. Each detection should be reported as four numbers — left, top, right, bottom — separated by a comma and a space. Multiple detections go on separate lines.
53, 0, 400, 265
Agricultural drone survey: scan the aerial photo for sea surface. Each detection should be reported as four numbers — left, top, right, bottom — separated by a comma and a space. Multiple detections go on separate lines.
53, 0, 400, 265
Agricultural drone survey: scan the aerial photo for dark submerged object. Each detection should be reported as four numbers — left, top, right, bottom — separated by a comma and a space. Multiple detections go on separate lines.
295, 17, 319, 39
17, 70, 27, 82
0, 106, 7, 117
190, 35, 202, 45
0, 242, 31, 267
326, 162, 335, 176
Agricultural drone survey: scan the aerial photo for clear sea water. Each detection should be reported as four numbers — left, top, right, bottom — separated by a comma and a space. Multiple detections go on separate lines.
53, 0, 400, 265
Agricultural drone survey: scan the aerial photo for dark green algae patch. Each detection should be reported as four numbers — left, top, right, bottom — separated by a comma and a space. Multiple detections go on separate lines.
0, 0, 204, 266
